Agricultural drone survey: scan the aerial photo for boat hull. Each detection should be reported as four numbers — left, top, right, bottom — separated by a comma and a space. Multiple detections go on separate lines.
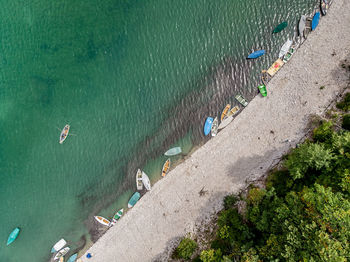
51, 238, 67, 253
162, 159, 171, 177
235, 95, 248, 107
211, 117, 218, 137
7, 227, 20, 246
203, 117, 213, 136
164, 147, 182, 156
247, 50, 265, 59
59, 125, 70, 144
273, 21, 287, 33
128, 192, 141, 208
136, 169, 143, 190
279, 39, 293, 58
220, 104, 231, 121
258, 85, 267, 97
94, 216, 110, 226
299, 15, 306, 37
312, 12, 320, 31
54, 247, 70, 261
142, 171, 152, 191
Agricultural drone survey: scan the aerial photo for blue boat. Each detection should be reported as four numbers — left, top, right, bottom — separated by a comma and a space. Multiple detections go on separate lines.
128, 192, 140, 208
247, 50, 266, 59
312, 12, 320, 31
203, 117, 213, 136
67, 253, 78, 262
7, 227, 20, 246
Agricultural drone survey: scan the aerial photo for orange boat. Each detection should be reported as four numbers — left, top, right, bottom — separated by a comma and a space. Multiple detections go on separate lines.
220, 104, 231, 121
161, 159, 171, 177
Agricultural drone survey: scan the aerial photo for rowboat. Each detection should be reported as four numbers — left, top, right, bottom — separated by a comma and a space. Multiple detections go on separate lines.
161, 159, 171, 177
272, 21, 287, 33
312, 12, 320, 31
304, 17, 313, 39
54, 247, 70, 261
136, 169, 143, 190
128, 192, 141, 208
51, 238, 67, 253
235, 95, 248, 107
282, 46, 296, 63
164, 147, 182, 156
111, 209, 124, 224
247, 50, 265, 59
94, 216, 110, 227
203, 117, 214, 136
59, 125, 70, 144
261, 70, 269, 86
225, 106, 239, 118
67, 254, 78, 262
267, 58, 284, 77
258, 85, 267, 97
299, 15, 306, 37
320, 0, 328, 16
218, 116, 233, 130
142, 171, 152, 191
7, 227, 20, 246
279, 39, 293, 58
211, 117, 218, 137
220, 104, 231, 121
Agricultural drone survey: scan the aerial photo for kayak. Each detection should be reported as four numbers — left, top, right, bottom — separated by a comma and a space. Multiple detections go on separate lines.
211, 117, 218, 137
258, 85, 267, 97
164, 147, 182, 156
312, 12, 320, 31
7, 227, 20, 246
247, 50, 266, 59
273, 21, 287, 33
203, 117, 213, 136
128, 192, 141, 208
67, 254, 78, 262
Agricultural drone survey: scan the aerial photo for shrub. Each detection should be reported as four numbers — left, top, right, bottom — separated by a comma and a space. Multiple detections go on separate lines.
200, 249, 222, 262
342, 114, 350, 130
247, 187, 266, 206
174, 237, 197, 260
336, 93, 350, 111
223, 194, 238, 209
313, 121, 334, 144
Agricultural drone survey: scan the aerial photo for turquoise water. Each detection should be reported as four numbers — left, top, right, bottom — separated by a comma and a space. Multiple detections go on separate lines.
0, 0, 318, 261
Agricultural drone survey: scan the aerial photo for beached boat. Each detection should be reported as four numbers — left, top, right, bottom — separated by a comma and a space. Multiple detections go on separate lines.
247, 50, 265, 59
218, 116, 233, 130
304, 17, 313, 38
258, 85, 267, 97
136, 169, 143, 190
51, 238, 67, 253
220, 104, 231, 121
111, 209, 124, 224
59, 124, 70, 144
142, 171, 152, 191
235, 95, 248, 107
312, 12, 320, 31
320, 0, 328, 16
225, 106, 239, 118
94, 216, 110, 227
211, 117, 218, 137
261, 70, 270, 86
54, 247, 70, 261
128, 192, 141, 208
203, 117, 214, 136
279, 39, 293, 58
67, 254, 78, 262
283, 46, 296, 63
164, 147, 182, 156
7, 227, 20, 246
299, 15, 306, 37
161, 159, 171, 177
267, 58, 284, 77
272, 21, 287, 33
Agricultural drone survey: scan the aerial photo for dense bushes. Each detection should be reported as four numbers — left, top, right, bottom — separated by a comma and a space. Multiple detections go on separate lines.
174, 237, 198, 260
336, 92, 350, 111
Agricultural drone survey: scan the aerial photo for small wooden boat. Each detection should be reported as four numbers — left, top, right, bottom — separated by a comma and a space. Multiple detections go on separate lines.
51, 238, 67, 253
203, 117, 214, 136
218, 116, 233, 130
320, 0, 328, 16
128, 192, 141, 208
67, 254, 78, 262
282, 46, 296, 63
136, 169, 143, 191
54, 247, 70, 261
142, 171, 152, 191
272, 21, 287, 33
94, 216, 110, 227
299, 15, 306, 37
59, 125, 70, 144
164, 147, 182, 156
258, 85, 267, 97
220, 104, 231, 121
247, 50, 265, 59
161, 159, 171, 177
235, 95, 248, 107
261, 70, 270, 86
211, 117, 218, 137
312, 12, 320, 31
225, 106, 239, 118
267, 59, 284, 77
7, 227, 20, 246
304, 17, 313, 38
279, 39, 293, 58
111, 209, 124, 224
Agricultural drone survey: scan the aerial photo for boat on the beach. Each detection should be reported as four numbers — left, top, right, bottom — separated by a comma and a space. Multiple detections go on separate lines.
218, 115, 233, 130
164, 147, 182, 156
94, 216, 110, 227
59, 124, 70, 144
299, 15, 306, 37
51, 238, 67, 253
279, 39, 293, 58
261, 70, 270, 86
142, 171, 151, 191
203, 117, 214, 136
220, 104, 231, 121
312, 12, 320, 31
267, 58, 284, 77
235, 95, 248, 107
128, 192, 141, 208
272, 21, 287, 33
111, 209, 124, 224
67, 254, 78, 262
225, 106, 239, 118
258, 85, 267, 97
211, 117, 218, 137
304, 17, 313, 38
161, 159, 171, 177
136, 169, 143, 191
7, 227, 20, 246
282, 45, 296, 63
54, 247, 70, 261
320, 0, 329, 15
247, 50, 265, 59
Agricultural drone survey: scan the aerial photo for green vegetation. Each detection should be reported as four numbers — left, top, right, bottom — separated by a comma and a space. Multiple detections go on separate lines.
336, 92, 350, 111
342, 114, 350, 130
320, 85, 325, 89
174, 237, 198, 260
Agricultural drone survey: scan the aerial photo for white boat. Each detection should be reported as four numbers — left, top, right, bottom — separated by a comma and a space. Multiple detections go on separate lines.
279, 39, 293, 58
218, 115, 234, 130
211, 117, 218, 137
299, 15, 306, 37
141, 171, 152, 191
94, 216, 110, 227
164, 147, 182, 156
51, 238, 67, 253
59, 125, 70, 144
136, 169, 143, 190
54, 247, 70, 261
111, 209, 124, 225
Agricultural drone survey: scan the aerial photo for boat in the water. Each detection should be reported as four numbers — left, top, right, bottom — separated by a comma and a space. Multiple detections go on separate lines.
211, 117, 218, 137
320, 0, 328, 15
203, 117, 214, 136
161, 159, 171, 177
279, 39, 293, 58
111, 209, 124, 224
142, 171, 151, 191
51, 238, 67, 253
164, 147, 182, 156
282, 45, 296, 63
128, 192, 141, 208
258, 85, 267, 97
235, 95, 248, 107
299, 15, 306, 37
67, 253, 78, 262
59, 125, 70, 144
225, 106, 239, 118
247, 50, 265, 59
312, 12, 320, 31
267, 59, 284, 76
7, 227, 20, 246
136, 169, 143, 190
94, 216, 110, 227
272, 21, 287, 33
54, 247, 70, 261
220, 104, 231, 121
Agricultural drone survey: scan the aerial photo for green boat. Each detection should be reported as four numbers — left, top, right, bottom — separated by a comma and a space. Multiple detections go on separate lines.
7, 227, 20, 246
128, 192, 140, 208
273, 21, 288, 33
258, 85, 267, 97
235, 94, 249, 107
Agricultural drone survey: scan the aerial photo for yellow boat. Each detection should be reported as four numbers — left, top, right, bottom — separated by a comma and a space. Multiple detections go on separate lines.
267, 58, 284, 77
225, 106, 239, 118
161, 159, 171, 177
220, 104, 231, 121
